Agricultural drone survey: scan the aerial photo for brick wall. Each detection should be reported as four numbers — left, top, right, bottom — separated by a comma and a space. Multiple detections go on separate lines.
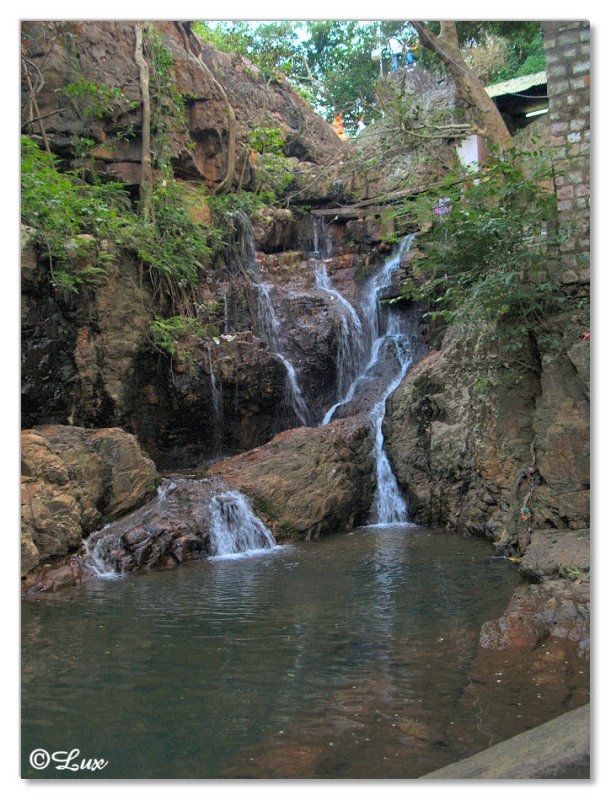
542, 21, 590, 283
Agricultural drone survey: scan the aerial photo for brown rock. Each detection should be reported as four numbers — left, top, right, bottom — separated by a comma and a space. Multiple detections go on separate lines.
21, 21, 342, 192
210, 415, 374, 539
21, 425, 159, 577
384, 317, 590, 544
520, 528, 590, 580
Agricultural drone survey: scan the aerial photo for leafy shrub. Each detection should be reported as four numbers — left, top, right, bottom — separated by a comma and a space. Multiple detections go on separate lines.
150, 315, 205, 355
127, 179, 213, 288
248, 126, 294, 199
399, 142, 562, 329
62, 77, 135, 120
21, 135, 131, 287
22, 137, 214, 293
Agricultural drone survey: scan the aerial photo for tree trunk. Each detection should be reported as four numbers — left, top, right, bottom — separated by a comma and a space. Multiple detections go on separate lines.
411, 21, 513, 150
134, 23, 154, 221
177, 22, 238, 195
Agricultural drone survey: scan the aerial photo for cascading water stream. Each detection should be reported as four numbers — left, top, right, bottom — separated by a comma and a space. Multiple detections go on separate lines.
82, 481, 279, 576
369, 326, 415, 526
321, 236, 415, 425
206, 344, 223, 455
314, 263, 366, 398
235, 212, 310, 426
256, 283, 310, 426
208, 491, 278, 558
308, 218, 368, 403
319, 235, 423, 526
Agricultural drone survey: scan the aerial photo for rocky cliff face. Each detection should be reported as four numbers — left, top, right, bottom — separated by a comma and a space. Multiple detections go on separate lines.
21, 20, 391, 468
384, 313, 590, 550
22, 216, 382, 467
21, 21, 343, 196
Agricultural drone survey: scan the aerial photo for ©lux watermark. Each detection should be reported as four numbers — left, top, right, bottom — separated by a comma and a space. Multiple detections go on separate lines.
29, 748, 108, 773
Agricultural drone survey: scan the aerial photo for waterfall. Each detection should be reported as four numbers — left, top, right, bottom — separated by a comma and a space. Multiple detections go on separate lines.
309, 217, 333, 260
234, 212, 310, 427
314, 263, 366, 399
222, 293, 229, 334
369, 328, 415, 526
206, 344, 223, 455
322, 236, 415, 425
308, 217, 366, 403
256, 283, 310, 426
208, 491, 278, 558
320, 236, 422, 526
83, 528, 123, 578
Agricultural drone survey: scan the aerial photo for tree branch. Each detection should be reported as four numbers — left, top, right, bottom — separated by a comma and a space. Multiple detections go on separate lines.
135, 23, 154, 222
178, 22, 238, 195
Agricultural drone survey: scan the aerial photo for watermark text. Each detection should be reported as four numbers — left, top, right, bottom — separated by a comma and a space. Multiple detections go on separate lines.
29, 748, 108, 773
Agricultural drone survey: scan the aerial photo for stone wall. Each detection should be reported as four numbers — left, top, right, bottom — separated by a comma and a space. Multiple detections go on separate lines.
542, 21, 590, 284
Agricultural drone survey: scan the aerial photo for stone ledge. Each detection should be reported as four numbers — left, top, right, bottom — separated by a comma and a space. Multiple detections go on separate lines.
520, 528, 590, 580
420, 704, 589, 779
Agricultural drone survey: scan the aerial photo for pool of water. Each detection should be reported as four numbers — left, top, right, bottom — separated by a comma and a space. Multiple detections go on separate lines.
22, 525, 523, 779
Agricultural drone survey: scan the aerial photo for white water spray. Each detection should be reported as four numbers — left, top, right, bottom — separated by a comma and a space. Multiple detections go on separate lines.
208, 491, 277, 558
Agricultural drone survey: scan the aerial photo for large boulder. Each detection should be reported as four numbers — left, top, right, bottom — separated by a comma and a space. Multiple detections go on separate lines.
210, 415, 375, 540
21, 425, 159, 576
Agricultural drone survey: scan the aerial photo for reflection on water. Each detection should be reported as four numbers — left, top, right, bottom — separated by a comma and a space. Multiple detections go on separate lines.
22, 526, 522, 778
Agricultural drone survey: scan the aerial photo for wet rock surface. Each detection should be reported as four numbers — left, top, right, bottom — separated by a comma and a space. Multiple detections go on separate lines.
23, 477, 225, 594
21, 235, 155, 432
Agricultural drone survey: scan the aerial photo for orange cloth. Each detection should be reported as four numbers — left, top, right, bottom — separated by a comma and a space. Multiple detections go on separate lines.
332, 113, 347, 140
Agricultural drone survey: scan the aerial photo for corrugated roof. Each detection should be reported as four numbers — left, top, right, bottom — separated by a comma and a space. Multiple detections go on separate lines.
486, 71, 547, 98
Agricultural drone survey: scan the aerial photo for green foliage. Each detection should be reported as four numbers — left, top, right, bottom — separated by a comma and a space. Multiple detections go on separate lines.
248, 126, 285, 155
399, 140, 561, 330
193, 20, 302, 84
22, 137, 214, 293
127, 179, 213, 288
21, 135, 130, 287
144, 26, 189, 174
191, 20, 543, 130
492, 30, 546, 83
206, 191, 266, 251
193, 20, 412, 132
62, 77, 134, 120
247, 127, 294, 198
558, 563, 584, 583
150, 315, 206, 355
